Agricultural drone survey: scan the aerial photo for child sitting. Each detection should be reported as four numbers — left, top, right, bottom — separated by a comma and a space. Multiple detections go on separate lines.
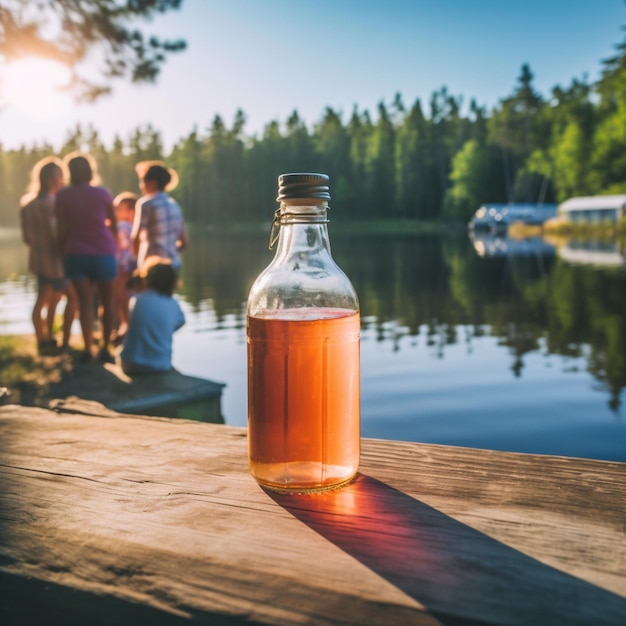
120, 260, 185, 375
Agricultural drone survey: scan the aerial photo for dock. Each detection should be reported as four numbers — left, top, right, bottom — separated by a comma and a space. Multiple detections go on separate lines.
11, 352, 226, 423
1, 400, 625, 625
63, 364, 225, 422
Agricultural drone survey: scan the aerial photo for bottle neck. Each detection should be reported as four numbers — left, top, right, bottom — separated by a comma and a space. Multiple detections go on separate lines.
269, 201, 330, 253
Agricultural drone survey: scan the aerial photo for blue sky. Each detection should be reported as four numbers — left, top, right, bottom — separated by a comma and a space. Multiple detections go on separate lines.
0, 0, 624, 151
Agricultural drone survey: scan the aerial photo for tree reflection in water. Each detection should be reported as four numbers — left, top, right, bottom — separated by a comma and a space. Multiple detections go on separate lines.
179, 230, 626, 414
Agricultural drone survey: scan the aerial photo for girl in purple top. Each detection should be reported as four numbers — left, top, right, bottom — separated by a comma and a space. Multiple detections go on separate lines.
56, 152, 118, 363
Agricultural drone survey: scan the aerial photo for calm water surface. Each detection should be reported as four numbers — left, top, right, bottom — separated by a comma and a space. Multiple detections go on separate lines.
1, 227, 625, 462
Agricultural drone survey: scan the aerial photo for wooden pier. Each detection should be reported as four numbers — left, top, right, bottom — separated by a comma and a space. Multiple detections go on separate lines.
0, 400, 624, 625
65, 364, 226, 423
12, 355, 226, 423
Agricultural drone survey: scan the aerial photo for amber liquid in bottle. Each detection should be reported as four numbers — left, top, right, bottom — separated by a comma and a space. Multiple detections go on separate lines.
247, 307, 360, 492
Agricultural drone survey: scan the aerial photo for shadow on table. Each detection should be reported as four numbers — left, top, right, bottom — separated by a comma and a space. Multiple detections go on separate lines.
269, 474, 626, 626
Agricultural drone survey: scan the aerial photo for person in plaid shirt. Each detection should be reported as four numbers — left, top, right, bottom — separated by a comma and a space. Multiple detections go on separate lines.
132, 161, 188, 273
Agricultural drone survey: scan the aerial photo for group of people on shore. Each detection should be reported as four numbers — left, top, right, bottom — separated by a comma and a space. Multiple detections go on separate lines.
20, 152, 188, 375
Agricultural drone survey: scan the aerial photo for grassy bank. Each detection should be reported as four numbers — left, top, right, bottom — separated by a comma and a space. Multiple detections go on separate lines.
507, 217, 626, 244
0, 335, 40, 387
542, 216, 626, 241
0, 335, 78, 405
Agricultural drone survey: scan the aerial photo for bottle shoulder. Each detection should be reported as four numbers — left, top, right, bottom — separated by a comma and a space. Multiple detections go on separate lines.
247, 259, 359, 316
248, 220, 359, 316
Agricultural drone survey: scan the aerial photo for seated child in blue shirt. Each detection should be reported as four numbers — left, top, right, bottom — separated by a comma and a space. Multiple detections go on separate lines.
121, 260, 185, 375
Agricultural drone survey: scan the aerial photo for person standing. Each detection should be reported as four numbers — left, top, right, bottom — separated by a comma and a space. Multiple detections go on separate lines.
131, 161, 188, 272
20, 157, 78, 352
112, 191, 138, 340
56, 152, 118, 363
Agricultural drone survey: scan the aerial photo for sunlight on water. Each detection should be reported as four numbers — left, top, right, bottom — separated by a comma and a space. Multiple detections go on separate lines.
0, 279, 38, 334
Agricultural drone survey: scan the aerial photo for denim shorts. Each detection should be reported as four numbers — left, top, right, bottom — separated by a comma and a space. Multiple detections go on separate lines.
37, 275, 70, 291
63, 254, 118, 282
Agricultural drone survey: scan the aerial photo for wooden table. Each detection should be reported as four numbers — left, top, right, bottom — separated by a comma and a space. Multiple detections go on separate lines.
1, 401, 624, 625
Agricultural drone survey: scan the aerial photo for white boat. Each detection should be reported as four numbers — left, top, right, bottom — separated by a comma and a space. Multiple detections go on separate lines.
469, 203, 558, 232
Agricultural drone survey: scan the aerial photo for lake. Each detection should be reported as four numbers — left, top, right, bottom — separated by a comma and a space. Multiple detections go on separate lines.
1, 226, 625, 462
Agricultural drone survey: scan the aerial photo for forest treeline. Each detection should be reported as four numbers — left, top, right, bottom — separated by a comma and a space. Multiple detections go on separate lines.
1, 28, 625, 227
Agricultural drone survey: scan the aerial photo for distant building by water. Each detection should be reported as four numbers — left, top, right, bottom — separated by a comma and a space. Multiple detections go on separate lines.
558, 195, 626, 223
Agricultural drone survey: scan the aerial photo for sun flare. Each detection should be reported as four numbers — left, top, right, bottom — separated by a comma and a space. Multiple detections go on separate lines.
1, 58, 74, 118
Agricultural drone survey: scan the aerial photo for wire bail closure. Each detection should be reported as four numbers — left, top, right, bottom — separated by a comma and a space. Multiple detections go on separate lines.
268, 208, 330, 250
268, 209, 282, 250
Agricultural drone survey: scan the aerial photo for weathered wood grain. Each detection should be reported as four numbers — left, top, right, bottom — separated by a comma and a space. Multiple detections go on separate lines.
0, 401, 624, 625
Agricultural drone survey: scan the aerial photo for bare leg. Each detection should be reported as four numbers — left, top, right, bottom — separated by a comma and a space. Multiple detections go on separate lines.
32, 284, 52, 345
61, 284, 78, 348
46, 290, 62, 345
97, 278, 117, 357
115, 271, 130, 337
72, 278, 95, 356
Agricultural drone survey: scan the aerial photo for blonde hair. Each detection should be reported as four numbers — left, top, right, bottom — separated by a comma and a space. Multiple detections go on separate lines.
20, 156, 65, 207
113, 191, 139, 208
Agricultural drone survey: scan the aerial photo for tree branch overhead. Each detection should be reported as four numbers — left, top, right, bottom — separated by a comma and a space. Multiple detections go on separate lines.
0, 0, 187, 101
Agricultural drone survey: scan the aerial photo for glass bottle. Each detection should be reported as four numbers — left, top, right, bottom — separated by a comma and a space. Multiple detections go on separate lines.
247, 173, 360, 493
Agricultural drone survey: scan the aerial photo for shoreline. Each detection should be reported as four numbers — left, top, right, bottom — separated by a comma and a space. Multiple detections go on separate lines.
0, 334, 121, 408
0, 334, 225, 423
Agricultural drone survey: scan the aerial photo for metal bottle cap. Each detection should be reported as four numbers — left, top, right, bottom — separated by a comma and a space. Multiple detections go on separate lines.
276, 173, 331, 202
